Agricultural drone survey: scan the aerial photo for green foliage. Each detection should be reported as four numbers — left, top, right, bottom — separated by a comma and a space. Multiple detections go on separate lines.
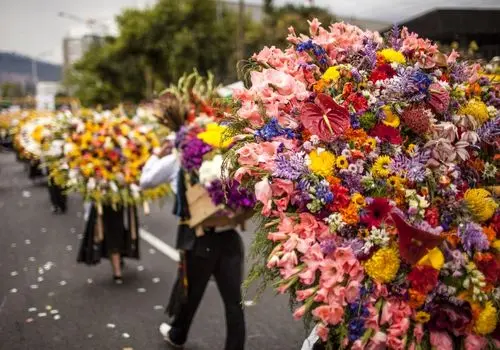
68, 0, 336, 106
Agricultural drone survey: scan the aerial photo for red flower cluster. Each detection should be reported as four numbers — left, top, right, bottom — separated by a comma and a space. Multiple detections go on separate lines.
370, 124, 403, 145
475, 253, 500, 285
408, 265, 439, 294
369, 63, 396, 83
328, 184, 350, 211
425, 207, 440, 228
344, 93, 368, 113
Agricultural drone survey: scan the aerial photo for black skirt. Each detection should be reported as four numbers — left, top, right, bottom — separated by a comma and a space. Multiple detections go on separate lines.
77, 204, 140, 265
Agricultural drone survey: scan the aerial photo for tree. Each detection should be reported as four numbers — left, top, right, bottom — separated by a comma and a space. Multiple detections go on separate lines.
68, 0, 261, 106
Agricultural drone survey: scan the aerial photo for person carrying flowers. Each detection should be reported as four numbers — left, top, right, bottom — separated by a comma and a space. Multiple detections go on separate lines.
141, 72, 251, 350
51, 110, 169, 284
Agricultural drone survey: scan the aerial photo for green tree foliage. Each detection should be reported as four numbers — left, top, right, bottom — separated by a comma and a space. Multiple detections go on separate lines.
67, 0, 335, 106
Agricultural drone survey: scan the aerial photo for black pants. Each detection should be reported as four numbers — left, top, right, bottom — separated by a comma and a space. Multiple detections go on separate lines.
48, 181, 67, 212
169, 229, 245, 350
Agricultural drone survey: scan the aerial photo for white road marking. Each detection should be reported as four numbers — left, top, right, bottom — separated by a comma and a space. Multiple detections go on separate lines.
139, 228, 179, 262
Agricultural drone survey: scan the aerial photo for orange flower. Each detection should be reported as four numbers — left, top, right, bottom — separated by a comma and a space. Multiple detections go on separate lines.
326, 176, 342, 186
340, 202, 359, 225
443, 230, 460, 248
408, 289, 426, 309
313, 79, 327, 93
483, 225, 496, 242
468, 158, 485, 172
466, 83, 481, 97
344, 128, 368, 145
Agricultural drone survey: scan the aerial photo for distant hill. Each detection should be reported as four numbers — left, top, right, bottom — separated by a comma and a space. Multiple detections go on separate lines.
0, 52, 61, 84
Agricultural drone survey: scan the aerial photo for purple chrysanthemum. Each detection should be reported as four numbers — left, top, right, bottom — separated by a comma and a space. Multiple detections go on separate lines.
458, 222, 490, 254
272, 152, 307, 180
340, 171, 363, 194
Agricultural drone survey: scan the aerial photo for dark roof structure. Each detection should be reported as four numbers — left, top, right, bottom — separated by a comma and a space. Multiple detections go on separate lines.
386, 9, 500, 59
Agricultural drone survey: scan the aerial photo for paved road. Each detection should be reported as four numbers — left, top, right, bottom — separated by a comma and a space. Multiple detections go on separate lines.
0, 152, 306, 350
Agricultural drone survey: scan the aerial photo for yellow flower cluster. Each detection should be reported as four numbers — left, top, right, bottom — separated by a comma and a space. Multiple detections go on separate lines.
459, 99, 490, 124
322, 66, 340, 82
309, 149, 335, 177
464, 188, 498, 222
474, 302, 497, 335
382, 106, 400, 128
364, 247, 400, 283
197, 123, 232, 148
379, 49, 406, 64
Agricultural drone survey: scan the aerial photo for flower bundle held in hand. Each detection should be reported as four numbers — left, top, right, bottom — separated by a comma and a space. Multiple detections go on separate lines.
224, 20, 500, 350
177, 115, 256, 225
53, 112, 170, 207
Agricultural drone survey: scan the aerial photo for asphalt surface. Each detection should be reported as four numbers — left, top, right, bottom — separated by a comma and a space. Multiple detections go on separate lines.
0, 151, 306, 350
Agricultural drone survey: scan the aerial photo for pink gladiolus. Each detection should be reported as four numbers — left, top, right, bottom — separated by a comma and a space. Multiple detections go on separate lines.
366, 331, 387, 350
430, 331, 453, 350
293, 304, 307, 320
345, 280, 361, 303
413, 323, 424, 343
386, 335, 404, 350
296, 287, 316, 301
316, 323, 329, 342
319, 259, 344, 288
271, 178, 294, 198
464, 334, 488, 350
447, 49, 460, 64
312, 303, 344, 325
308, 18, 321, 36
255, 179, 273, 216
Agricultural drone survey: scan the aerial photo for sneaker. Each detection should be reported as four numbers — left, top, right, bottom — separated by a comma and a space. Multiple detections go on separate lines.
159, 323, 184, 348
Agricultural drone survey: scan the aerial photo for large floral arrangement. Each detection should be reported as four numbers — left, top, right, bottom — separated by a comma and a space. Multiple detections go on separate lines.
159, 71, 255, 225
223, 20, 500, 349
51, 111, 170, 207
13, 111, 57, 160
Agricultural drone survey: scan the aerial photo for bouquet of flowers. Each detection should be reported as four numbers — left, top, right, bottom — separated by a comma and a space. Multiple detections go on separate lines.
13, 111, 57, 160
223, 20, 499, 349
157, 71, 255, 229
52, 111, 170, 208
177, 117, 255, 228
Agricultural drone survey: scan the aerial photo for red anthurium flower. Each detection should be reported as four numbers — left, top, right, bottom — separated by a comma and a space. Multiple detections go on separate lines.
300, 93, 350, 142
391, 213, 444, 265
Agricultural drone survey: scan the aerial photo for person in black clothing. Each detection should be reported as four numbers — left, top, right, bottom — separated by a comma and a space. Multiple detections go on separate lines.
140, 148, 246, 350
77, 203, 140, 284
47, 179, 67, 214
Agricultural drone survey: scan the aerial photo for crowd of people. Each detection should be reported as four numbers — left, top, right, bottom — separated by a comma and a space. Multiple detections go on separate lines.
1, 19, 499, 350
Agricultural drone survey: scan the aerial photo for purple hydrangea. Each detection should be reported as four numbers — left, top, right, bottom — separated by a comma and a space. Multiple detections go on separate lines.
180, 138, 212, 172
458, 222, 490, 254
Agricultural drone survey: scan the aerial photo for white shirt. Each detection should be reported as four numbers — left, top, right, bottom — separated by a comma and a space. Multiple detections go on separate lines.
301, 326, 319, 350
139, 152, 180, 193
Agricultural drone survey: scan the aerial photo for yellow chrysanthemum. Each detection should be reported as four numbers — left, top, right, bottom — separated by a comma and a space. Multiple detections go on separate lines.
197, 123, 232, 148
336, 155, 349, 169
372, 155, 392, 178
379, 49, 406, 64
417, 247, 445, 270
493, 240, 500, 251
387, 175, 403, 189
474, 302, 497, 335
365, 137, 377, 150
459, 99, 490, 124
364, 247, 400, 283
414, 311, 431, 323
464, 189, 498, 222
322, 66, 340, 82
382, 107, 400, 128
351, 193, 366, 207
309, 149, 336, 177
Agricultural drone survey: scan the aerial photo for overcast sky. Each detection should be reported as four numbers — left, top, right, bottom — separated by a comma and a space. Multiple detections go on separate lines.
1, 0, 499, 64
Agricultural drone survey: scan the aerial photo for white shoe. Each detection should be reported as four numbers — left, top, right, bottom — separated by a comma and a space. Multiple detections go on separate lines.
159, 323, 184, 348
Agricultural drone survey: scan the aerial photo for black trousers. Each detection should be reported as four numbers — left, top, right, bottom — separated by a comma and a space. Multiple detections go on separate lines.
48, 181, 67, 211
169, 229, 245, 350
